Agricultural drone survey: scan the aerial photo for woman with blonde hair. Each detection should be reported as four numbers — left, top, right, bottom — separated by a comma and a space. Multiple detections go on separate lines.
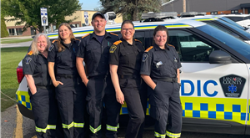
48, 23, 86, 138
23, 33, 58, 138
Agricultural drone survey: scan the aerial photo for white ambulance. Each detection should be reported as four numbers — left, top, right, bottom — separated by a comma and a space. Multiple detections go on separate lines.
16, 17, 250, 135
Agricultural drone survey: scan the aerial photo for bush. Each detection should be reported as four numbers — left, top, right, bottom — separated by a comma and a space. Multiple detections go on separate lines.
1, 15, 9, 38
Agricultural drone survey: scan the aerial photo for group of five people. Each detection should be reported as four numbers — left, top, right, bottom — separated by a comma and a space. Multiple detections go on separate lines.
23, 12, 182, 138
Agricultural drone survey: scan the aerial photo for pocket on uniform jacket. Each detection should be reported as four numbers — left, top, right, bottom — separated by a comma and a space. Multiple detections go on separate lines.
120, 52, 133, 64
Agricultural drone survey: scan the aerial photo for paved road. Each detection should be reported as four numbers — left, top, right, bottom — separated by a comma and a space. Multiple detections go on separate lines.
1, 41, 32, 48
1, 105, 249, 138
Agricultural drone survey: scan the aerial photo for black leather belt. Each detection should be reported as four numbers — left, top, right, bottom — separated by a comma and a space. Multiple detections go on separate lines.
57, 74, 75, 79
89, 75, 108, 79
153, 77, 177, 83
119, 75, 140, 79
36, 85, 53, 89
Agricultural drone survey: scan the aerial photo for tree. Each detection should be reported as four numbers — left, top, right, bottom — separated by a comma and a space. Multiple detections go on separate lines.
2, 0, 81, 33
1, 1, 9, 37
100, 0, 162, 21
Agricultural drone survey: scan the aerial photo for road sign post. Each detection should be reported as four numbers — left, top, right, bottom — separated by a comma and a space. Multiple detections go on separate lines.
40, 7, 48, 34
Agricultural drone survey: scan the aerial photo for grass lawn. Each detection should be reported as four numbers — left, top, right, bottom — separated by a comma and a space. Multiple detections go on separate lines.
1, 38, 32, 44
1, 47, 29, 111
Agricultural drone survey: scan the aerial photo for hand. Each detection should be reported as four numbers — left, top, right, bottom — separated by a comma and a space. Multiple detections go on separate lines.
84, 79, 89, 87
53, 81, 63, 87
116, 91, 125, 104
152, 83, 157, 90
31, 91, 37, 95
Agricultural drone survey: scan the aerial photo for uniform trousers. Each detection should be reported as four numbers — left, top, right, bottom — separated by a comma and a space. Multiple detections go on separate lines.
148, 81, 182, 138
29, 87, 58, 138
119, 78, 145, 138
86, 76, 121, 138
55, 76, 86, 138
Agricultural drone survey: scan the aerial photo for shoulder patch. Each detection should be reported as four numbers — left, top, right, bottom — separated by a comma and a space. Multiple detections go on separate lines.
27, 51, 33, 55
52, 39, 58, 44
25, 57, 32, 64
82, 33, 90, 39
145, 46, 153, 52
142, 53, 148, 62
113, 40, 122, 45
48, 45, 54, 51
110, 32, 118, 36
109, 45, 117, 53
168, 43, 175, 48
135, 39, 142, 43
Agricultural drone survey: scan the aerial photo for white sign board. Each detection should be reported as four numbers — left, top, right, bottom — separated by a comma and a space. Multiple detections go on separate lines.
40, 7, 48, 26
84, 11, 89, 25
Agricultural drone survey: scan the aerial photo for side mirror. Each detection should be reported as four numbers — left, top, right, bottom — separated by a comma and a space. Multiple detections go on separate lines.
209, 50, 231, 64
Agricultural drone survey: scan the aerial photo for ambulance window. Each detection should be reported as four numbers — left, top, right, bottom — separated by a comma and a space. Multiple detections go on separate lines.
168, 30, 219, 62
204, 21, 242, 40
134, 31, 145, 46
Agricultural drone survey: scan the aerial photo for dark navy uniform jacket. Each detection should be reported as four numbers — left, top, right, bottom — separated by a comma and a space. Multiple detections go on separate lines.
109, 38, 144, 76
23, 51, 52, 87
77, 32, 119, 77
140, 44, 182, 79
48, 39, 81, 75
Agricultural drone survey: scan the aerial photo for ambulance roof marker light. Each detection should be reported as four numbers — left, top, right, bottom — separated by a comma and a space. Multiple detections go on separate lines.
141, 12, 178, 19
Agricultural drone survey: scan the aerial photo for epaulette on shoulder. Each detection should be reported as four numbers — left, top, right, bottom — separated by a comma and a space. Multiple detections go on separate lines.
52, 39, 58, 44
168, 43, 175, 48
27, 51, 33, 55
82, 33, 90, 39
110, 32, 118, 36
135, 39, 142, 43
145, 46, 153, 52
113, 40, 122, 45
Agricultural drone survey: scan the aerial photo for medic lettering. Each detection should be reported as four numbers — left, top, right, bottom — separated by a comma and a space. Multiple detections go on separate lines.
181, 80, 218, 97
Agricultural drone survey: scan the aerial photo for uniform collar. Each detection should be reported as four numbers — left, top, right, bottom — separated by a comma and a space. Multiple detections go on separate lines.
154, 43, 170, 51
121, 38, 135, 46
92, 31, 110, 40
61, 41, 72, 49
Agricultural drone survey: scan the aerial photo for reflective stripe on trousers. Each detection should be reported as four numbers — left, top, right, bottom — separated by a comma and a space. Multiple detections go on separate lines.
154, 131, 166, 138
166, 131, 181, 138
90, 125, 102, 134
106, 124, 119, 131
35, 124, 56, 133
62, 122, 84, 129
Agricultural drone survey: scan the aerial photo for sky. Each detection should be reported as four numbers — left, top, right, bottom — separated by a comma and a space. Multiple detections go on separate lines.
79, 0, 102, 10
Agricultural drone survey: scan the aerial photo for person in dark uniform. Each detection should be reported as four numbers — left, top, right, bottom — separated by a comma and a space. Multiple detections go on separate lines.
109, 20, 145, 138
48, 23, 86, 138
76, 13, 121, 138
23, 33, 58, 138
140, 25, 182, 138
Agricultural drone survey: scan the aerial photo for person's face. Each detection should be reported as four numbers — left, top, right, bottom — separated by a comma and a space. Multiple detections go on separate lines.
37, 36, 47, 53
154, 30, 168, 47
91, 16, 106, 33
121, 23, 135, 40
59, 25, 71, 40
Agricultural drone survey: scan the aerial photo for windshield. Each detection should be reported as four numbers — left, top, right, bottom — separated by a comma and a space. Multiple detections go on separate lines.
219, 17, 245, 30
198, 25, 250, 60
216, 20, 250, 39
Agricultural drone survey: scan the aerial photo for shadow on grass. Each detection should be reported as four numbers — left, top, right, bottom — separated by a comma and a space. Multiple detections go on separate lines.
1, 89, 17, 112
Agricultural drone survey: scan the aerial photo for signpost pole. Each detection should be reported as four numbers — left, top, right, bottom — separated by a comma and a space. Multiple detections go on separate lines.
44, 26, 46, 34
